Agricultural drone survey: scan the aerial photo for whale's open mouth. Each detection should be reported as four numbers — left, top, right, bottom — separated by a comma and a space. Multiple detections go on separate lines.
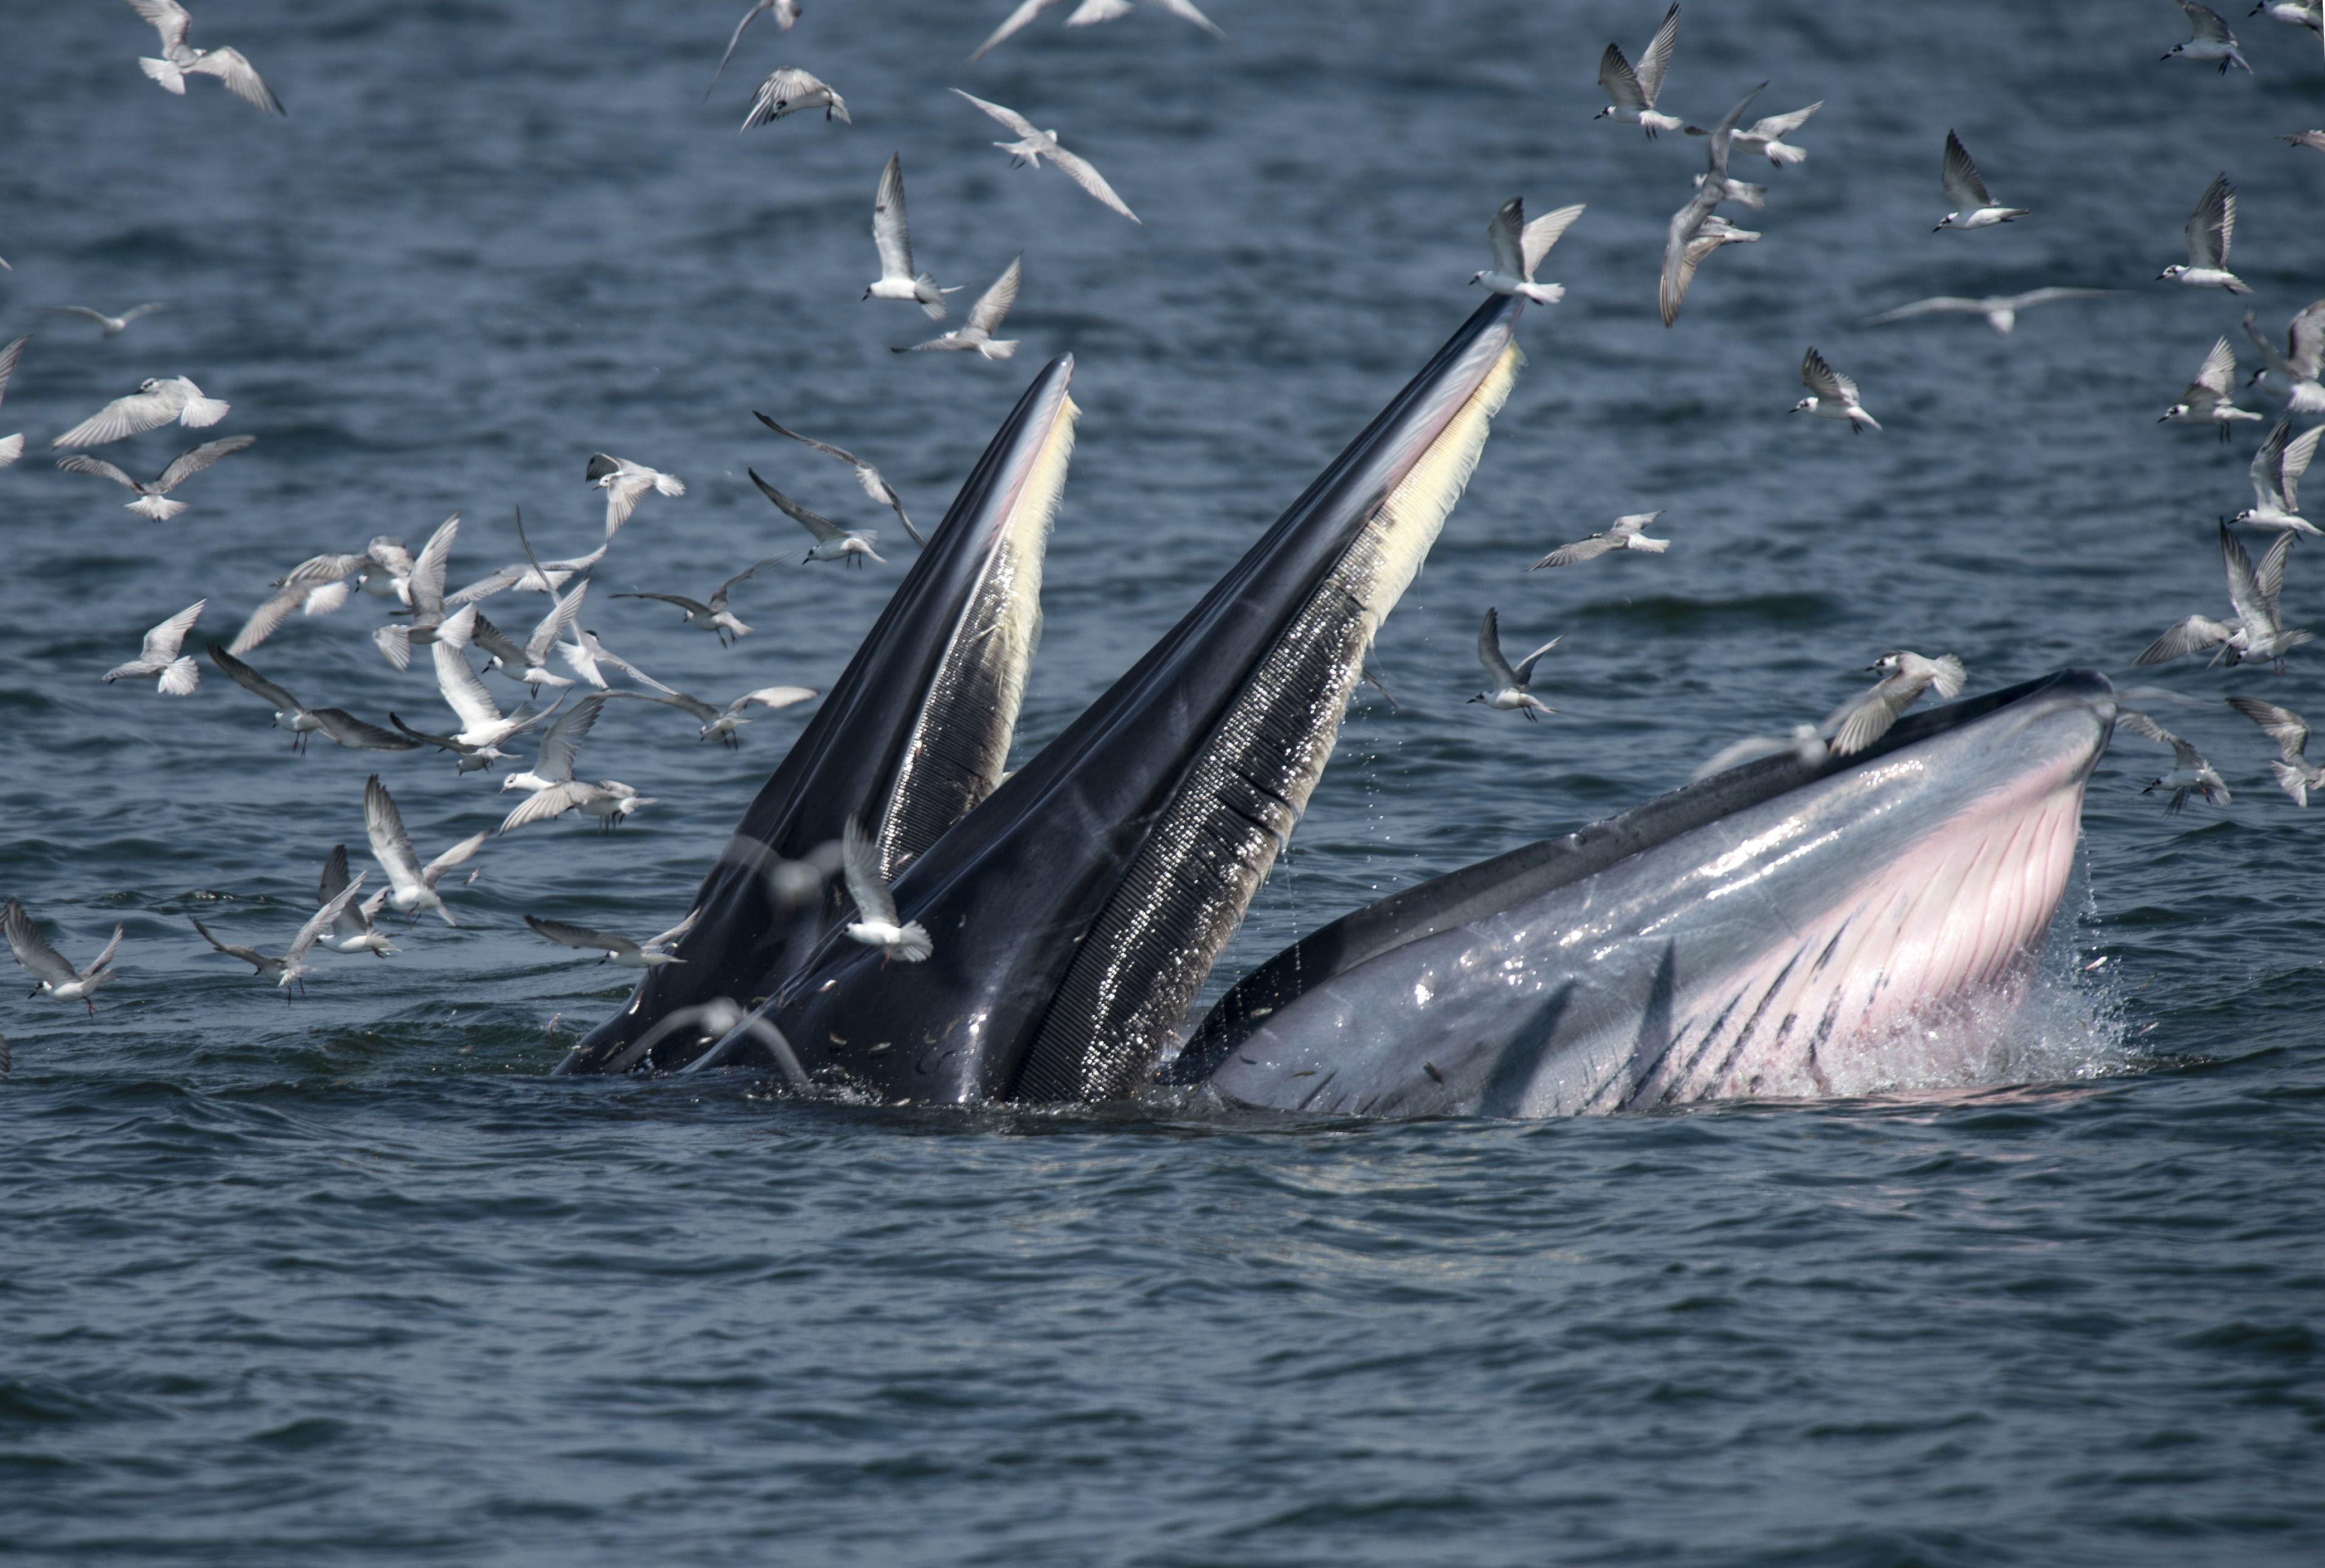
1180, 671, 2116, 1117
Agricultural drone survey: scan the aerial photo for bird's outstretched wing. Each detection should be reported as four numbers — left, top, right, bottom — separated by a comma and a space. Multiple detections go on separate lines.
951, 87, 1040, 140
968, 0, 1067, 62
187, 47, 284, 115
1520, 203, 1585, 279
2187, 174, 2235, 269
1632, 3, 1681, 104
2229, 695, 2311, 763
1529, 535, 1618, 569
748, 469, 845, 543
154, 434, 256, 493
966, 256, 1023, 334
1045, 144, 1140, 222
872, 152, 918, 285
3, 901, 79, 987
842, 816, 899, 925
127, 0, 193, 54
1475, 607, 1517, 687
208, 644, 302, 713
141, 600, 205, 664
527, 914, 640, 958
1941, 130, 1992, 211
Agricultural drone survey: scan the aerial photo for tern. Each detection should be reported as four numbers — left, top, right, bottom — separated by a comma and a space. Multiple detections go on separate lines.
364, 775, 487, 926
1469, 607, 1559, 721
2241, 301, 2325, 413
865, 153, 957, 320
0, 335, 23, 469
1594, 4, 1684, 136
127, 0, 284, 114
228, 552, 368, 655
841, 817, 932, 962
46, 303, 167, 337
614, 560, 779, 645
104, 599, 205, 694
557, 626, 664, 693
1660, 82, 1765, 327
2138, 523, 2312, 671
3, 902, 123, 1015
498, 697, 652, 833
527, 911, 698, 969
755, 413, 924, 546
2118, 713, 2231, 814
2163, 0, 2254, 69
315, 845, 395, 956
1863, 288, 2115, 337
584, 453, 683, 540
1685, 101, 1821, 167
446, 508, 604, 606
51, 376, 228, 448
1825, 651, 1967, 756
2234, 418, 2324, 535
57, 435, 254, 520
706, 0, 800, 96
2229, 695, 2325, 805
609, 679, 816, 747
1791, 348, 1880, 432
894, 256, 1022, 359
970, 0, 1222, 62
1528, 513, 1670, 569
751, 469, 883, 564
1470, 197, 1585, 306
192, 876, 367, 998
210, 645, 416, 754
1935, 130, 2029, 230
2159, 336, 2263, 440
424, 607, 565, 752
953, 91, 1139, 222
372, 512, 461, 670
2250, 0, 2322, 32
2159, 174, 2250, 293
474, 582, 587, 691
740, 67, 849, 128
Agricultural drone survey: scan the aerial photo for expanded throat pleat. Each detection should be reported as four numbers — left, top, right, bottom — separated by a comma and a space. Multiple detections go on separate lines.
1011, 346, 1521, 1102
877, 398, 1077, 879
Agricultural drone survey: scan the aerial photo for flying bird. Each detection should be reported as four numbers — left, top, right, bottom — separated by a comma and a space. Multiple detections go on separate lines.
446, 509, 604, 606
1528, 513, 1670, 569
952, 91, 1139, 223
1685, 101, 1821, 167
2234, 418, 2323, 535
894, 256, 1023, 359
1470, 197, 1585, 306
755, 413, 923, 546
1470, 607, 1559, 721
1936, 130, 2029, 230
210, 645, 417, 754
526, 911, 698, 969
57, 434, 255, 519
840, 817, 932, 962
46, 302, 167, 337
865, 153, 957, 320
583, 453, 683, 539
126, 0, 284, 115
1594, 4, 1684, 137
614, 558, 780, 645
2159, 174, 2250, 292
2229, 695, 2325, 805
740, 67, 849, 128
3, 901, 123, 1016
372, 512, 461, 669
2117, 712, 2231, 814
1825, 652, 1966, 756
2250, 1, 2322, 33
315, 845, 395, 957
2240, 300, 2325, 413
1791, 348, 1880, 432
2159, 336, 2263, 440
104, 599, 205, 694
749, 469, 884, 563
51, 375, 227, 447
417, 607, 566, 756
473, 583, 588, 692
969, 0, 1222, 63
498, 695, 654, 833
364, 775, 488, 927
1863, 288, 2115, 337
2137, 523, 2312, 671
706, 0, 801, 96
228, 552, 368, 655
609, 679, 817, 747
0, 335, 23, 469
1660, 81, 1765, 327
191, 874, 368, 997
2162, 0, 2253, 70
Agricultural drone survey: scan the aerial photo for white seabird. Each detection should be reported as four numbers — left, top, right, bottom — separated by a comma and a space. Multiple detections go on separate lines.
4, 901, 123, 1015
894, 256, 1023, 359
1594, 4, 1684, 137
1469, 607, 1559, 721
840, 817, 932, 962
952, 91, 1139, 223
104, 599, 205, 694
1791, 348, 1880, 432
2159, 174, 2251, 293
1470, 196, 1585, 306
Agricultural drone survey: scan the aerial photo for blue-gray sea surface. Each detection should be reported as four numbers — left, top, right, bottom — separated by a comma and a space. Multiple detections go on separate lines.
3, 2, 2322, 1562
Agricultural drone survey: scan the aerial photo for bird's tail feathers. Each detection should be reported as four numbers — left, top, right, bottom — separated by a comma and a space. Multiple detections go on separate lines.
178, 395, 230, 428
1632, 537, 1671, 553
129, 496, 186, 521
139, 57, 187, 93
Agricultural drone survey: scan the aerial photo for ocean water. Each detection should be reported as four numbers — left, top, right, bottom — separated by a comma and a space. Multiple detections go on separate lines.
2, 1, 2323, 1561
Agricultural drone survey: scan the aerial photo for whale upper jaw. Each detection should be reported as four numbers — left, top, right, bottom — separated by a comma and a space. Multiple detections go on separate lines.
1183, 670, 2118, 1118
554, 356, 1081, 1076
754, 296, 1530, 1104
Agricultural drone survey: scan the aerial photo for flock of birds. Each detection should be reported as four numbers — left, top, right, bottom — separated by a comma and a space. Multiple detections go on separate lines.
0, 0, 2322, 1062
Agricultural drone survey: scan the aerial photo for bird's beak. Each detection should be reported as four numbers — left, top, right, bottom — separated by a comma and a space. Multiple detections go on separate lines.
2157, 412, 2172, 423
1932, 223, 1944, 232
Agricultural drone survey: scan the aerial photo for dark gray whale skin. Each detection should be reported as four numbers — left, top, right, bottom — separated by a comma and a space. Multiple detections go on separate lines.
555, 356, 1079, 1075
737, 297, 1526, 1103
1175, 670, 2115, 1118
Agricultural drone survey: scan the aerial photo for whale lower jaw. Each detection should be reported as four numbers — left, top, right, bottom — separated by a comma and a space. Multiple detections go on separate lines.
1191, 672, 2114, 1119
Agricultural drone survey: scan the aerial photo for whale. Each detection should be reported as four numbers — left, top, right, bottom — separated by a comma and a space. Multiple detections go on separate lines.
568, 296, 2114, 1117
